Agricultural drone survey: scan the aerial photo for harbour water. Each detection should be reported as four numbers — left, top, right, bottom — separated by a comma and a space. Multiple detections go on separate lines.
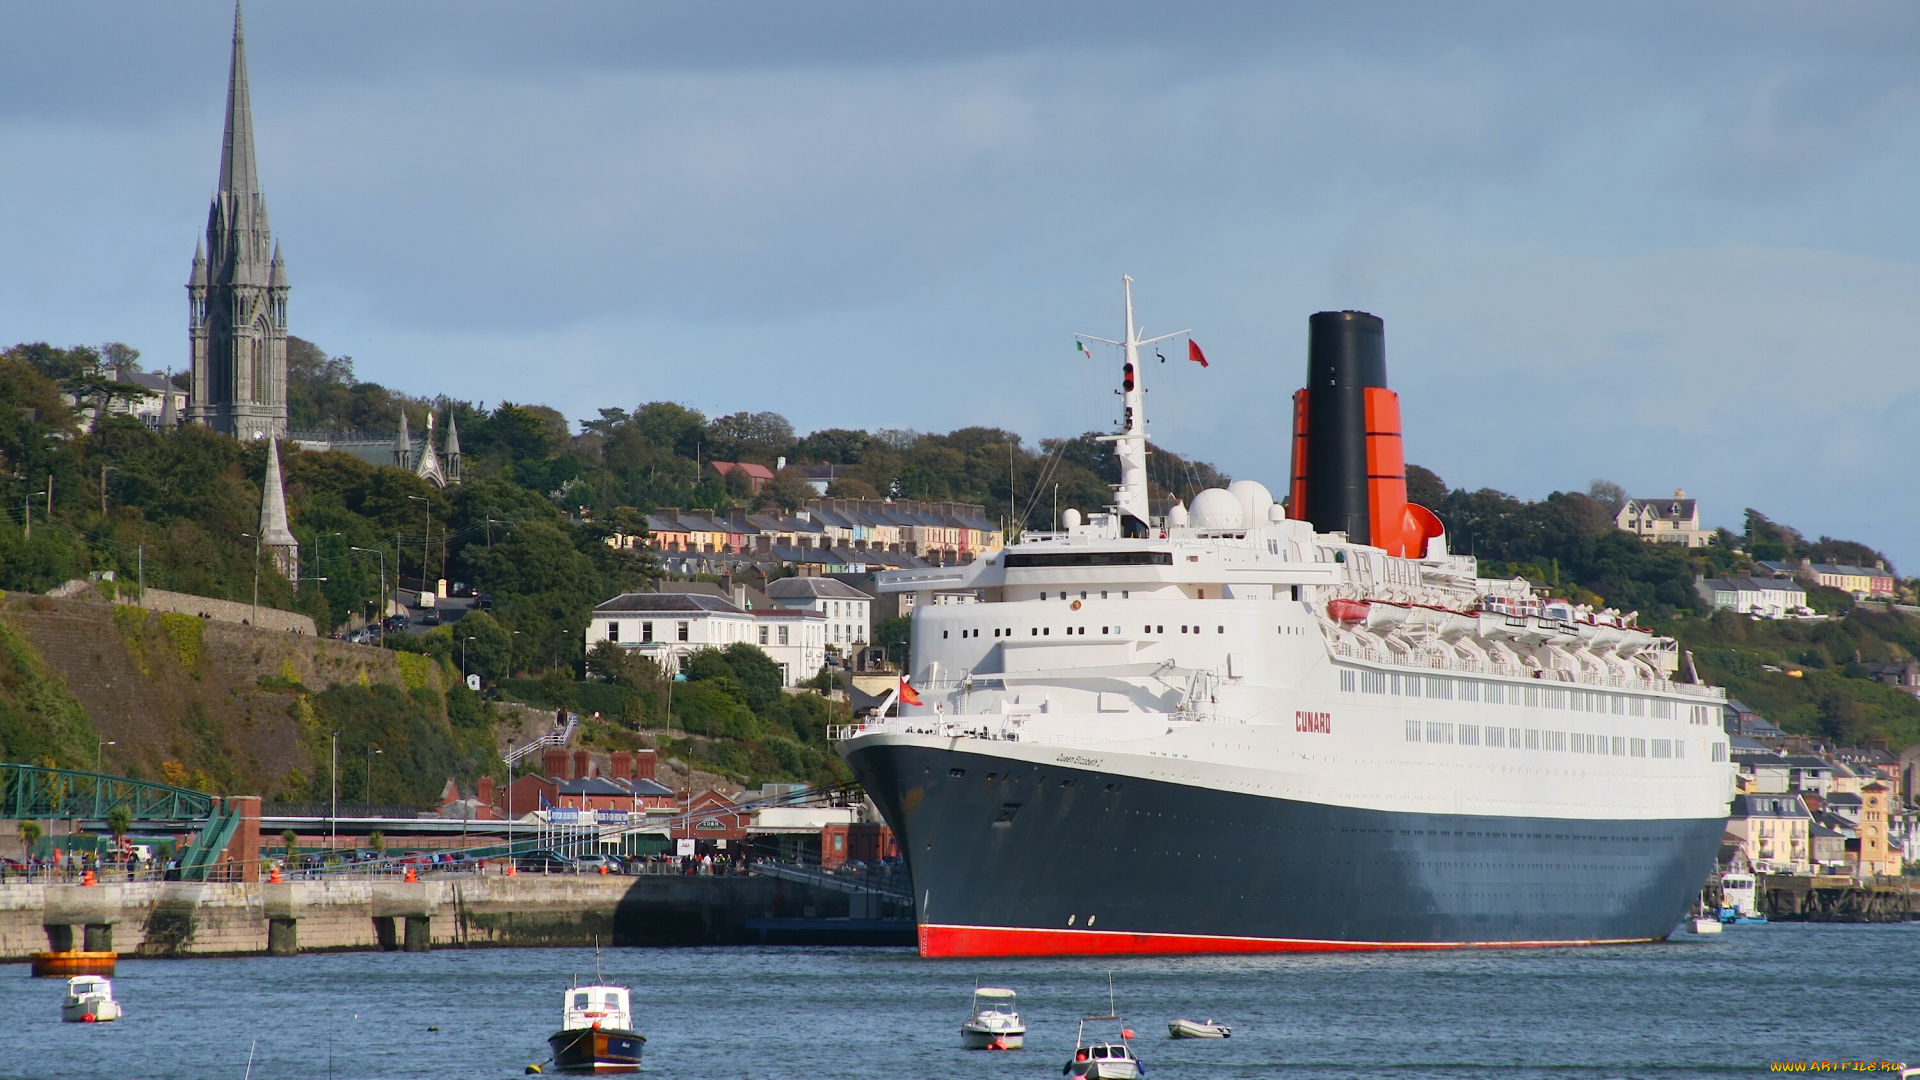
3, 923, 1916, 1079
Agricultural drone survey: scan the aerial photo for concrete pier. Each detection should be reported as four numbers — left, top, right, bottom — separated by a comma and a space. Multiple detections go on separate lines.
1, 873, 892, 960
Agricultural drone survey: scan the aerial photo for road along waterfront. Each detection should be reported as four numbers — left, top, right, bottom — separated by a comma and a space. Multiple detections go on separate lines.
2, 923, 1916, 1079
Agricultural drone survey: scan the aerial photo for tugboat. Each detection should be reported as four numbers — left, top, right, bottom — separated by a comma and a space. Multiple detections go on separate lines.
547, 983, 645, 1073
961, 986, 1025, 1049
61, 976, 123, 1023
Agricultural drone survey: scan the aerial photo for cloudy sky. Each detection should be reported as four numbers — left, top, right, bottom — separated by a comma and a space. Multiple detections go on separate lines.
5, 2, 1919, 566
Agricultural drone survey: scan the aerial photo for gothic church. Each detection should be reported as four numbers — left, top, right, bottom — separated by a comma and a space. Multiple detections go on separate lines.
187, 5, 288, 441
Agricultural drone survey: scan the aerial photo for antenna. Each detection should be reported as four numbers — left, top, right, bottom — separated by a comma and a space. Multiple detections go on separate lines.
1077, 276, 1190, 536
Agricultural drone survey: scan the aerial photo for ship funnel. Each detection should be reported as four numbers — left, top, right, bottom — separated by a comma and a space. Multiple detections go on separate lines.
1286, 311, 1443, 557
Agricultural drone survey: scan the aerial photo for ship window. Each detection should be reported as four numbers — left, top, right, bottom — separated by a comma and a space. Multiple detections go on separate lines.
574, 993, 591, 1008
1405, 719, 1421, 742
1122, 590, 1129, 598
1093, 1047, 1109, 1059
1426, 678, 1452, 700
1675, 740, 1685, 759
1101, 591, 1108, 599
1485, 683, 1504, 704
1217, 625, 1225, 633
943, 631, 949, 639
1653, 739, 1672, 758
949, 768, 966, 778
1156, 625, 1164, 633
1549, 731, 1568, 751
1613, 736, 1627, 756
1426, 722, 1453, 744
1458, 680, 1480, 702
1060, 778, 1075, 788
1339, 669, 1356, 693
1290, 585, 1301, 601
1080, 591, 1088, 599
1631, 738, 1647, 757
1525, 729, 1541, 750
1403, 675, 1422, 697
1486, 726, 1506, 748
1031, 628, 1037, 636
1362, 671, 1386, 694
993, 629, 1000, 637
1508, 727, 1521, 747
1459, 724, 1480, 746
1044, 627, 1051, 635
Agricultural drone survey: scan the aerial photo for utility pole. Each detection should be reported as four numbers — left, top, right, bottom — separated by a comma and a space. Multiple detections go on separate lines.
352, 547, 386, 645
137, 545, 144, 603
410, 496, 430, 597
239, 533, 260, 626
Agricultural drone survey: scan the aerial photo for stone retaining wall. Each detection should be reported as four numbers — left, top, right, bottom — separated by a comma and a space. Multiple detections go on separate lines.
0, 873, 859, 960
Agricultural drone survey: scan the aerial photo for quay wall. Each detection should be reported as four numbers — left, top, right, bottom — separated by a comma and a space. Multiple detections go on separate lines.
1760, 875, 1920, 923
0, 873, 860, 961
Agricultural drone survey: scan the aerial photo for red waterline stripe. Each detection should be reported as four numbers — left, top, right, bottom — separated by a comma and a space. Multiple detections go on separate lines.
917, 923, 1657, 958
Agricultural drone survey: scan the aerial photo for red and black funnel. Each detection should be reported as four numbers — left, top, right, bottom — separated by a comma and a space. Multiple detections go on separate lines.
1286, 311, 1443, 558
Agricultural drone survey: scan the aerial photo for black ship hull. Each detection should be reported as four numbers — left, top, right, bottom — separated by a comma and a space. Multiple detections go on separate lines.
845, 741, 1725, 957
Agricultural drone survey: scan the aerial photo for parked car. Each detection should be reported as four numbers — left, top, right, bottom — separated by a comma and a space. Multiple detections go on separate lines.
474, 593, 494, 611
571, 854, 621, 873
451, 581, 474, 598
419, 610, 441, 626
515, 850, 573, 873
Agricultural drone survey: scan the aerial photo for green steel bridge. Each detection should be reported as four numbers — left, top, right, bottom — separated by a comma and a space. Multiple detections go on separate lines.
2, 763, 215, 824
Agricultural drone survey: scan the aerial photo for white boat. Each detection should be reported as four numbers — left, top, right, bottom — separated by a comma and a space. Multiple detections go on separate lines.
546, 983, 645, 1073
1689, 916, 1722, 935
1168, 1017, 1231, 1038
960, 986, 1025, 1050
1066, 979, 1140, 1080
62, 976, 123, 1022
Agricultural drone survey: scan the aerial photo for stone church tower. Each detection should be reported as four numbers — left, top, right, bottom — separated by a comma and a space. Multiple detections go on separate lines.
187, 5, 289, 442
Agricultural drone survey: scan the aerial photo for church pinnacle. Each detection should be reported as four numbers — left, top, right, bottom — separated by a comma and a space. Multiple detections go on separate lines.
188, 1, 289, 442
259, 438, 300, 585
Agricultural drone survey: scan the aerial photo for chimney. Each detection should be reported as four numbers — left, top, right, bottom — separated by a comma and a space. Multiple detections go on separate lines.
733, 585, 748, 609
477, 775, 496, 808
610, 751, 633, 781
573, 749, 592, 779
543, 748, 570, 780
1673, 488, 1685, 499
634, 749, 657, 781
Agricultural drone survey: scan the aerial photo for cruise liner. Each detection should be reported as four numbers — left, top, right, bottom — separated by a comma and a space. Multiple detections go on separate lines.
836, 279, 1735, 957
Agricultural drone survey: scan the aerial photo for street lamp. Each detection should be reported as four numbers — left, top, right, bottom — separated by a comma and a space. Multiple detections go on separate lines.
330, 730, 340, 856
239, 532, 261, 627
96, 740, 116, 773
365, 745, 382, 804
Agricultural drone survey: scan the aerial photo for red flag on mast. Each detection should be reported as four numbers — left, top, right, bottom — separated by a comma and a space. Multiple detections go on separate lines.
899, 678, 923, 707
1188, 340, 1209, 367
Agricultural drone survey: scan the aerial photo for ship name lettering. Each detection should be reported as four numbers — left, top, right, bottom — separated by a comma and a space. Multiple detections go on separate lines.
1056, 754, 1104, 767
1295, 710, 1331, 734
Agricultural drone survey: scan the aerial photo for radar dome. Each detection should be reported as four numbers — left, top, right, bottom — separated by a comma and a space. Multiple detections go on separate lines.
1167, 502, 1190, 527
1189, 488, 1245, 530
1228, 480, 1274, 526
1061, 508, 1082, 528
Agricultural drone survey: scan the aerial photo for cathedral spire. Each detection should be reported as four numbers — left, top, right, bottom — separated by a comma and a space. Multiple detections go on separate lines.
220, 3, 258, 200
394, 410, 412, 470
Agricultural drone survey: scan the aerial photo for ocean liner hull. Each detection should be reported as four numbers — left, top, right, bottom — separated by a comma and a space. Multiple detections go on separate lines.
848, 740, 1725, 957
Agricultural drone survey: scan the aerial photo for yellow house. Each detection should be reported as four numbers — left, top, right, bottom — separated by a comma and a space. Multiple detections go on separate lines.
1727, 793, 1811, 875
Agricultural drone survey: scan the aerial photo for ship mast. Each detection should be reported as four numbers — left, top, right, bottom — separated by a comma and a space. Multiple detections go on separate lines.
1079, 275, 1188, 537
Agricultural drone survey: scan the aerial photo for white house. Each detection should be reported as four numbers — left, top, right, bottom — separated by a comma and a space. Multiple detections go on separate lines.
1617, 489, 1712, 548
1694, 575, 1808, 618
765, 576, 873, 653
588, 592, 825, 687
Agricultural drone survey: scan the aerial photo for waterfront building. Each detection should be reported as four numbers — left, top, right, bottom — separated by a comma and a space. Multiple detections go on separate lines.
1726, 793, 1812, 874
765, 576, 874, 650
587, 592, 827, 686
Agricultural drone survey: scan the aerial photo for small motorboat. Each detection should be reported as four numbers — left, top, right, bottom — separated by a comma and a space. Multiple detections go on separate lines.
62, 976, 123, 1023
1064, 977, 1141, 1080
546, 983, 645, 1073
961, 985, 1025, 1050
1168, 1017, 1231, 1039
1689, 916, 1723, 935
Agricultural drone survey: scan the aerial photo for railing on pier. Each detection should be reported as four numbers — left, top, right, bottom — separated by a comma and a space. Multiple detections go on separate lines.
505, 711, 579, 766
